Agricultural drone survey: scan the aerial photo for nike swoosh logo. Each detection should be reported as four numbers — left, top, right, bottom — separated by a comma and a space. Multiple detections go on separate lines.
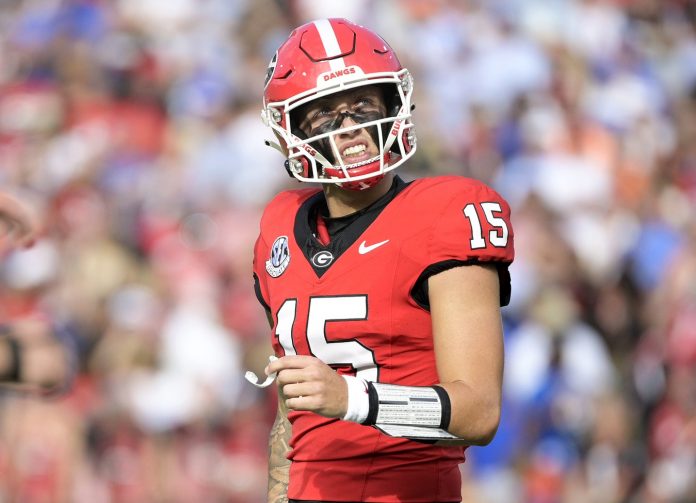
358, 239, 390, 254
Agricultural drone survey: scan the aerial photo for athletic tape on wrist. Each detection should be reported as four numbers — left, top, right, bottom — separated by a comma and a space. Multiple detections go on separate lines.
364, 382, 451, 430
341, 375, 370, 423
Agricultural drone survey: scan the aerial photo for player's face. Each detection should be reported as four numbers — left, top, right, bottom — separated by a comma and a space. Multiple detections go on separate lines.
297, 86, 387, 165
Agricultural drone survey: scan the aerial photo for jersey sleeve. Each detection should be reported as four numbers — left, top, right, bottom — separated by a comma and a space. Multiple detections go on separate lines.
412, 178, 515, 308
251, 188, 319, 321
252, 232, 271, 317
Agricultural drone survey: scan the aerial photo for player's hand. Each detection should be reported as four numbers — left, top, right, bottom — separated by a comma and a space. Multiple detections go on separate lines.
266, 355, 348, 418
0, 192, 37, 250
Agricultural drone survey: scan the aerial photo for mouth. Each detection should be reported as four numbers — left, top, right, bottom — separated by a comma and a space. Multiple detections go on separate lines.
338, 142, 373, 164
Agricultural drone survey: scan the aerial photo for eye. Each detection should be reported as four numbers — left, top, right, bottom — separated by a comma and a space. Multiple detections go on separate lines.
353, 96, 381, 113
308, 107, 333, 123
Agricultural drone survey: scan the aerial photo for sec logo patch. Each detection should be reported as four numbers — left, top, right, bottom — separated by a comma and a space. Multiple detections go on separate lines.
266, 236, 290, 277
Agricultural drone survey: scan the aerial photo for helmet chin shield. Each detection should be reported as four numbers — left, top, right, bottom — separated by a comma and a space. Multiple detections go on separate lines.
261, 19, 417, 190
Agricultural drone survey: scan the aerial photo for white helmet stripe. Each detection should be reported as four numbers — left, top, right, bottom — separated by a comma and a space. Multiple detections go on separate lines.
313, 19, 346, 72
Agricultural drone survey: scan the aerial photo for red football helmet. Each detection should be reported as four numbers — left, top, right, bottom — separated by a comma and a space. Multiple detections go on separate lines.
262, 18, 416, 190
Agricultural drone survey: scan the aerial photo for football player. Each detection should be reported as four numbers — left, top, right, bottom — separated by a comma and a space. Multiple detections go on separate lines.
0, 191, 72, 391
253, 18, 514, 503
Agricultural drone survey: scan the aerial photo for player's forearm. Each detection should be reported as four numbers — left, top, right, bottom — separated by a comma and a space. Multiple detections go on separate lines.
267, 405, 292, 503
428, 264, 505, 445
437, 380, 501, 445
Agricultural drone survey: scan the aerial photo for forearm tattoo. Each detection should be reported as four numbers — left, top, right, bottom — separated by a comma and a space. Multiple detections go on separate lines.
267, 406, 292, 503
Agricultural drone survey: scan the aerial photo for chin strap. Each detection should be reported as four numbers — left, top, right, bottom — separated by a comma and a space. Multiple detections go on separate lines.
263, 139, 284, 154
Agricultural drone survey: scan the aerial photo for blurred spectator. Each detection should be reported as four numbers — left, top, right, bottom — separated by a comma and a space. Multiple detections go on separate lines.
0, 190, 73, 392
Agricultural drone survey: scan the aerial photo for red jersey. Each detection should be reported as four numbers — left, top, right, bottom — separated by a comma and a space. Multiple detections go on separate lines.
253, 176, 514, 502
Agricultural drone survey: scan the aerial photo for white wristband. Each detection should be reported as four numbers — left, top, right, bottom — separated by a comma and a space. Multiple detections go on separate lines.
341, 375, 370, 424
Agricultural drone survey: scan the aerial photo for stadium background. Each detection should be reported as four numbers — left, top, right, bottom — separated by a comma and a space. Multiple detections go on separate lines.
0, 0, 695, 501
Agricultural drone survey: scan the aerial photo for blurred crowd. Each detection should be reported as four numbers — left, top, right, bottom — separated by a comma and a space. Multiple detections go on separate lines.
0, 0, 695, 502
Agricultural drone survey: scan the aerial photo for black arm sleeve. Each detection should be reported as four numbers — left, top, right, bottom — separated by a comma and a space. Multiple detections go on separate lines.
410, 259, 512, 310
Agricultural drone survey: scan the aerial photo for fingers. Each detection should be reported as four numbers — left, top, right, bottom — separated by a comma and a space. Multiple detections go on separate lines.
266, 356, 346, 417
278, 374, 322, 411
7, 225, 35, 248
11, 218, 37, 248
285, 395, 319, 411
265, 354, 318, 375
282, 381, 320, 398
275, 364, 323, 398
283, 382, 329, 412
0, 193, 38, 249
275, 368, 307, 386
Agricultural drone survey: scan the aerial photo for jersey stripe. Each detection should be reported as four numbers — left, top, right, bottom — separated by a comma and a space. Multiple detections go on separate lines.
313, 19, 346, 71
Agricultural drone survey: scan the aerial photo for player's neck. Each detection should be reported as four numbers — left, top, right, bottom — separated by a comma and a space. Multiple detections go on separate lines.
323, 174, 394, 218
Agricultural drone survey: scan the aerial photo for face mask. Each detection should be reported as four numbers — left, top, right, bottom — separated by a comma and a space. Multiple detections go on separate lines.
308, 109, 385, 164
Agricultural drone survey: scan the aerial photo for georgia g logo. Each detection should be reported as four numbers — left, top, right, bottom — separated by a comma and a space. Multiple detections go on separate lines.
311, 250, 334, 268
266, 235, 290, 278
